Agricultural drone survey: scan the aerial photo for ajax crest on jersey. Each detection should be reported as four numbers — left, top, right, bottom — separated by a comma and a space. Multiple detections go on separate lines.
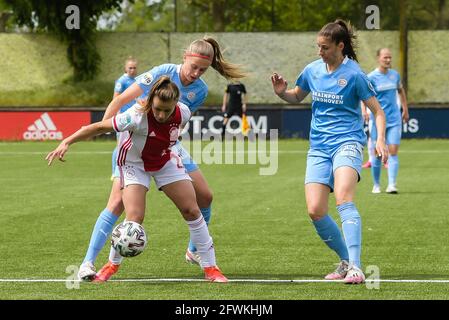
111, 221, 147, 257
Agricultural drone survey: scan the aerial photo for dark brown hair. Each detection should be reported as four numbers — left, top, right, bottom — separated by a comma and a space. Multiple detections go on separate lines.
144, 76, 179, 113
319, 19, 358, 62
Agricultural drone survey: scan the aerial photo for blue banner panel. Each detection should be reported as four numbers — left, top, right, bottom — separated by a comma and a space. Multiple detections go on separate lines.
281, 107, 449, 139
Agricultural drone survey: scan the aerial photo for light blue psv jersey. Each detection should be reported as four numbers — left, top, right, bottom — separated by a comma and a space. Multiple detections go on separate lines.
296, 57, 376, 149
135, 64, 208, 113
114, 74, 136, 113
368, 68, 402, 127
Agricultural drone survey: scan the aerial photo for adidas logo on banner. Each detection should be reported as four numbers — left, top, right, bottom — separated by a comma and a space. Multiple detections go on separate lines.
23, 113, 63, 140
149, 131, 156, 137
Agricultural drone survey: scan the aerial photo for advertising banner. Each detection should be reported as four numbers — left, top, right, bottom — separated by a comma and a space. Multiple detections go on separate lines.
0, 111, 91, 141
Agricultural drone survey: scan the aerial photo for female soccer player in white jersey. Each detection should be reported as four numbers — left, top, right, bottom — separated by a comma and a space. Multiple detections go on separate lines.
46, 77, 227, 283
271, 19, 388, 284
365, 48, 409, 194
77, 37, 246, 281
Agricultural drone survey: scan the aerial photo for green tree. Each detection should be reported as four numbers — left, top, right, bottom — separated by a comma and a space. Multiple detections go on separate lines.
87, 0, 449, 33
115, 0, 174, 32
0, 0, 14, 32
6, 0, 130, 81
407, 0, 449, 29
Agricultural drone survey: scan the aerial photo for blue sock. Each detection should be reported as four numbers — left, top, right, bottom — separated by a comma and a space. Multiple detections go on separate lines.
388, 155, 399, 186
371, 156, 381, 185
188, 207, 212, 252
83, 209, 119, 264
337, 202, 362, 268
312, 215, 349, 261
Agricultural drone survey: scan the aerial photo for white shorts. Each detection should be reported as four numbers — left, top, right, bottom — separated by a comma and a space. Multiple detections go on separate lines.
119, 153, 191, 190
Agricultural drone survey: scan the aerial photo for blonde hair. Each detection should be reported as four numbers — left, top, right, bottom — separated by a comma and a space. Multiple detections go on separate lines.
125, 56, 137, 64
187, 37, 247, 80
144, 76, 179, 113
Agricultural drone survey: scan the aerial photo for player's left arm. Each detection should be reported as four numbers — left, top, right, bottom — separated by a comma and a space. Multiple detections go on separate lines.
364, 96, 388, 164
46, 120, 113, 166
398, 85, 409, 122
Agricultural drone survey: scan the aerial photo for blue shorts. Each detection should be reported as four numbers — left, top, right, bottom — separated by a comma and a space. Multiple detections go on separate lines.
112, 147, 119, 179
305, 142, 364, 192
370, 122, 402, 146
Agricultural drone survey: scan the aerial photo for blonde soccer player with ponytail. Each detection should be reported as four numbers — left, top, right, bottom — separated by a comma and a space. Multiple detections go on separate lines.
77, 37, 246, 282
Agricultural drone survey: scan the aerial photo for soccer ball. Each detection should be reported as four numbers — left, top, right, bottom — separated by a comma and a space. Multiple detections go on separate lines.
111, 221, 147, 257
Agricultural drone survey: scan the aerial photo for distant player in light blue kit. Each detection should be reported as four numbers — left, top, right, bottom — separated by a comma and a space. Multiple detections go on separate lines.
364, 48, 409, 194
77, 37, 246, 282
271, 19, 388, 284
110, 57, 138, 178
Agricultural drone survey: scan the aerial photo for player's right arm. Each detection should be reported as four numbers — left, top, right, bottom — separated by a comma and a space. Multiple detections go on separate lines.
271, 73, 308, 103
360, 101, 369, 123
46, 120, 114, 166
103, 83, 143, 120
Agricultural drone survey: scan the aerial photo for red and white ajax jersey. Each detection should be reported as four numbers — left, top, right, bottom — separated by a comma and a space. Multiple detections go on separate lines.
112, 102, 190, 171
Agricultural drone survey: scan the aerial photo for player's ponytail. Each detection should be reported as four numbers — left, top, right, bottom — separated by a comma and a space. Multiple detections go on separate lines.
319, 19, 358, 62
186, 37, 247, 80
144, 76, 180, 113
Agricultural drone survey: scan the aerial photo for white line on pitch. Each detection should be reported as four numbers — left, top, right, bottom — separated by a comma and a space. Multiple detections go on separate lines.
1, 150, 449, 155
1, 278, 449, 283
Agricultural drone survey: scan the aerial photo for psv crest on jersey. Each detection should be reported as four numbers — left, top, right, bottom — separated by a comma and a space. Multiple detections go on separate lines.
142, 72, 153, 85
187, 92, 195, 100
337, 78, 347, 87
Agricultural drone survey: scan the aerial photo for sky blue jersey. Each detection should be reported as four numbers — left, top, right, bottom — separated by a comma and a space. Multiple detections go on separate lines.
114, 73, 136, 113
135, 64, 208, 113
368, 68, 402, 127
296, 57, 376, 149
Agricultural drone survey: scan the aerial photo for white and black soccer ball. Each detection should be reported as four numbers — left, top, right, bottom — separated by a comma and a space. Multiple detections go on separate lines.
111, 221, 147, 257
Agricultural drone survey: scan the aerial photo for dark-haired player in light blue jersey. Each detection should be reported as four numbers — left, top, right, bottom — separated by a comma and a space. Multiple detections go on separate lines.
272, 19, 388, 284
365, 48, 409, 194
78, 37, 246, 282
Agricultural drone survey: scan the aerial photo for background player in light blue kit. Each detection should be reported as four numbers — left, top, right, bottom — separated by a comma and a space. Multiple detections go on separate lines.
110, 56, 138, 178
271, 19, 388, 284
364, 48, 409, 194
78, 56, 139, 281
78, 37, 246, 282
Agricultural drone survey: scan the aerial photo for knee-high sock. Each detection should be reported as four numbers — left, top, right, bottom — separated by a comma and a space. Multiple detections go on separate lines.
186, 216, 216, 268
188, 207, 211, 252
388, 155, 399, 186
337, 202, 362, 268
312, 215, 349, 261
109, 245, 124, 265
109, 218, 128, 265
371, 156, 381, 186
83, 209, 119, 264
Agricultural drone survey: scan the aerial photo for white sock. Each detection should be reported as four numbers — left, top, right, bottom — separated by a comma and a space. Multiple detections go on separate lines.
109, 218, 129, 265
186, 216, 216, 268
109, 245, 124, 265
